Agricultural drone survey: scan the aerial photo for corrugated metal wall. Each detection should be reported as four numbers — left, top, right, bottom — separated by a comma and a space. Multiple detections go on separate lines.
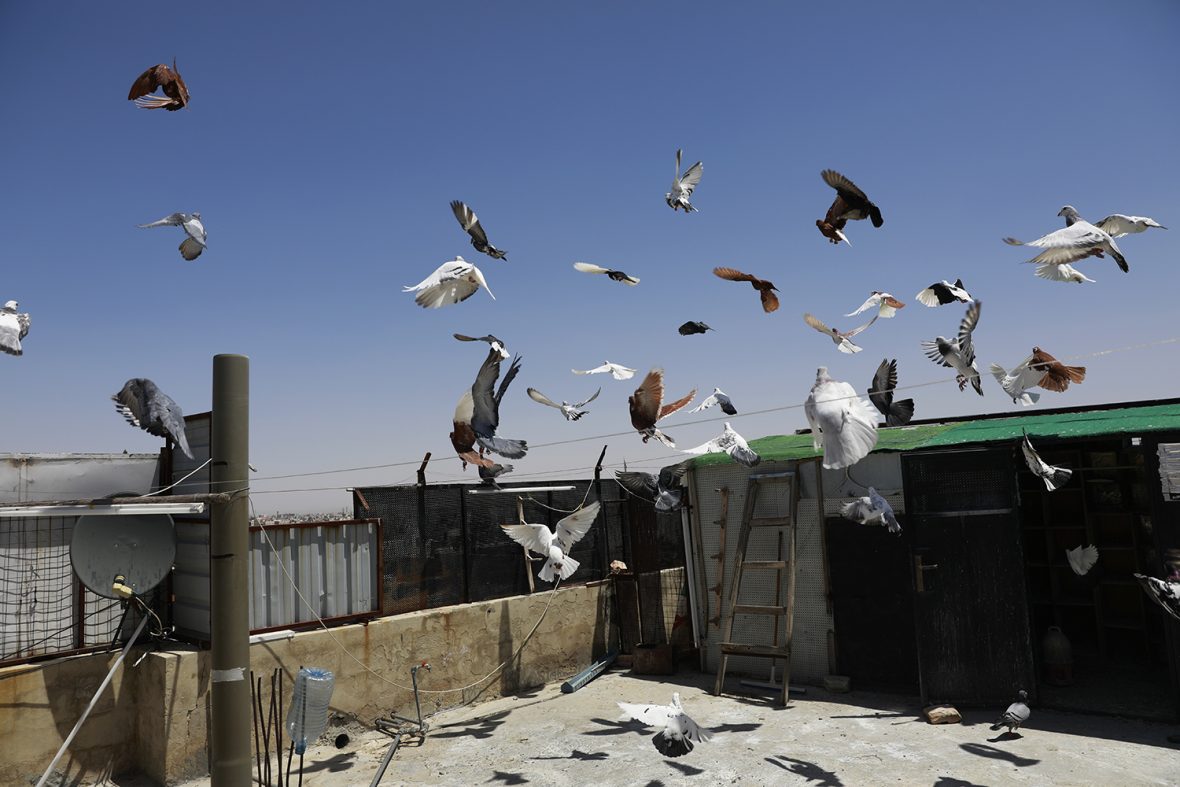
169, 414, 212, 638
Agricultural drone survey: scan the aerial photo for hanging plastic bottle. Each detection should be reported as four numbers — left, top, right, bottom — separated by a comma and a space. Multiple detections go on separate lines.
286, 667, 335, 755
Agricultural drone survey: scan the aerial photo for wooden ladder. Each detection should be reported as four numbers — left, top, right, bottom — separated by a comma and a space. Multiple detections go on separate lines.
713, 468, 801, 706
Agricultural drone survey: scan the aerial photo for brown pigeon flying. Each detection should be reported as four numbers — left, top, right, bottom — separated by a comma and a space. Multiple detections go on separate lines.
629, 369, 695, 448
816, 169, 883, 245
1029, 347, 1085, 393
713, 267, 780, 313
127, 59, 190, 110
450, 390, 495, 470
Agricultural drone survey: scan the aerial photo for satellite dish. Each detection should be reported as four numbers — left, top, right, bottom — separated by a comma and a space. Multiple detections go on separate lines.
70, 507, 176, 599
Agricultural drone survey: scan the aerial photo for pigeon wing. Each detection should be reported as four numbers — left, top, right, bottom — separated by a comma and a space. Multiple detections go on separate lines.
803, 313, 832, 336
679, 160, 703, 193
841, 497, 875, 523
822, 169, 869, 203
470, 349, 504, 436
618, 702, 674, 728
574, 262, 610, 275
572, 387, 601, 408
659, 388, 697, 420
1093, 214, 1162, 238
712, 266, 756, 283
450, 201, 491, 247
657, 460, 693, 489
957, 301, 982, 366
869, 358, 897, 417
921, 340, 953, 368
554, 501, 600, 552
844, 313, 880, 338
615, 471, 658, 500
527, 388, 562, 409
501, 523, 553, 556
630, 370, 664, 428
1065, 545, 1099, 576
845, 294, 880, 317
493, 355, 522, 407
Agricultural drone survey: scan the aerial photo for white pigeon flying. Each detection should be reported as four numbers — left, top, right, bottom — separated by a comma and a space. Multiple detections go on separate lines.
665, 149, 703, 213
840, 487, 901, 534
1133, 572, 1180, 622
990, 356, 1043, 407
845, 292, 906, 319
0, 300, 31, 357
921, 300, 983, 396
804, 367, 879, 470
138, 211, 207, 260
500, 501, 600, 583
403, 257, 494, 309
1034, 261, 1095, 284
112, 378, 194, 459
1021, 431, 1071, 491
1065, 544, 1098, 576
1004, 209, 1128, 273
526, 387, 600, 421
682, 422, 761, 467
618, 692, 712, 758
689, 387, 737, 415
572, 361, 637, 380
1060, 205, 1166, 238
915, 278, 972, 307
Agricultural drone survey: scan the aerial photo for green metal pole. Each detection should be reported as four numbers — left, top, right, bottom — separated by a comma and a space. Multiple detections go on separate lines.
210, 354, 251, 785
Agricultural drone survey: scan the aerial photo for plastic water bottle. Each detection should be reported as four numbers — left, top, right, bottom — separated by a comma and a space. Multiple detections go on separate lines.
286, 667, 335, 755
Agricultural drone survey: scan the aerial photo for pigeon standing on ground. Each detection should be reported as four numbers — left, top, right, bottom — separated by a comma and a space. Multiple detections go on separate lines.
712, 267, 780, 313
678, 321, 713, 336
846, 292, 905, 319
1065, 545, 1099, 576
689, 387, 737, 415
127, 59, 189, 110
615, 461, 692, 513
572, 361, 637, 380
666, 149, 703, 213
470, 349, 527, 458
915, 279, 972, 307
803, 312, 879, 354
618, 693, 712, 758
1029, 347, 1085, 392
403, 257, 494, 308
816, 169, 883, 245
1061, 205, 1166, 237
573, 262, 640, 285
629, 369, 695, 447
989, 356, 1043, 407
500, 501, 601, 583
1021, 431, 1071, 491
1133, 572, 1180, 622
526, 387, 601, 421
840, 488, 901, 535
112, 378, 194, 459
804, 367, 879, 470
990, 690, 1030, 735
138, 212, 206, 260
0, 301, 31, 357
1004, 210, 1129, 273
450, 201, 507, 260
682, 422, 761, 467
453, 333, 509, 359
921, 300, 983, 395
868, 359, 914, 426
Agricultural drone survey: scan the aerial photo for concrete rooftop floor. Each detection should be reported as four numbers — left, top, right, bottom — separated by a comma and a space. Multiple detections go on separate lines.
105, 668, 1178, 787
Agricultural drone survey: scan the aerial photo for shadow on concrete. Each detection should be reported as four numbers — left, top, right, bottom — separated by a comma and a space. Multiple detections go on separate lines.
487, 771, 529, 784
432, 709, 511, 739
958, 743, 1040, 767
933, 777, 987, 786
709, 721, 762, 733
665, 760, 705, 776
299, 751, 356, 774
765, 755, 843, 786
986, 729, 1022, 743
531, 749, 608, 761
582, 717, 648, 737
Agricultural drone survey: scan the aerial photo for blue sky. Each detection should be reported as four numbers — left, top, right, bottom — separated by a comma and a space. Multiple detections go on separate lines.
1, 2, 1177, 512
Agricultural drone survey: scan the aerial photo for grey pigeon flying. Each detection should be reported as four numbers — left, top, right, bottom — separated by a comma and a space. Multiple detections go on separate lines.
0, 300, 31, 357
682, 422, 761, 468
678, 321, 713, 336
990, 356, 1043, 407
1065, 544, 1098, 576
1060, 204, 1166, 238
526, 387, 600, 421
1004, 209, 1128, 273
138, 212, 206, 261
500, 501, 601, 583
450, 200, 507, 260
573, 262, 640, 285
990, 690, 1030, 735
666, 149, 703, 213
1133, 572, 1180, 622
1021, 431, 1071, 491
841, 487, 901, 535
690, 387, 737, 416
921, 300, 983, 395
915, 278, 972, 307
804, 367, 879, 470
803, 312, 878, 354
112, 378, 194, 459
618, 692, 712, 758
868, 359, 914, 426
470, 348, 527, 458
404, 257, 494, 308
615, 461, 692, 512
453, 332, 509, 359
478, 462, 513, 488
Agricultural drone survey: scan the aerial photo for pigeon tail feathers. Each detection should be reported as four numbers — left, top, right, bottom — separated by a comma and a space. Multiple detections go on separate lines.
887, 398, 914, 427
476, 435, 528, 459
652, 733, 693, 758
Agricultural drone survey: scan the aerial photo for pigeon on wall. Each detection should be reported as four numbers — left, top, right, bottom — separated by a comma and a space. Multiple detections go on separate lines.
712, 267, 780, 313
678, 321, 713, 336
617, 692, 712, 758
1060, 205, 1166, 238
1021, 431, 1071, 491
1029, 347, 1085, 393
1065, 545, 1098, 576
138, 212, 206, 261
453, 333, 509, 359
846, 292, 905, 319
629, 369, 696, 447
127, 59, 189, 110
1133, 572, 1180, 622
921, 300, 983, 395
682, 422, 761, 467
526, 387, 600, 421
915, 279, 972, 307
573, 262, 640, 285
572, 361, 637, 380
803, 312, 878, 354
500, 501, 601, 583
1034, 262, 1095, 284
989, 356, 1043, 407
450, 201, 507, 260
990, 690, 1030, 735
816, 169, 883, 245
404, 257, 494, 309
1004, 210, 1128, 272
112, 378, 194, 459
471, 349, 527, 458
0, 301, 31, 357
689, 387, 737, 415
840, 487, 901, 534
868, 359, 914, 426
804, 367, 879, 470
666, 149, 703, 212
615, 461, 692, 513
449, 390, 495, 470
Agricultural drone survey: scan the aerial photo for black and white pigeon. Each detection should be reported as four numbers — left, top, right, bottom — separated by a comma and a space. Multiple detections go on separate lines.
990, 356, 1043, 407
138, 212, 206, 261
450, 200, 507, 260
804, 367, 879, 470
1004, 209, 1128, 273
0, 300, 31, 357
921, 300, 983, 396
618, 692, 712, 758
470, 349, 527, 458
573, 262, 640, 285
689, 387, 737, 415
868, 359, 914, 426
666, 149, 703, 213
1065, 545, 1098, 576
915, 279, 972, 307
840, 487, 901, 535
615, 461, 692, 513
526, 387, 600, 421
990, 690, 1030, 735
682, 422, 761, 467
112, 378, 194, 459
1133, 572, 1180, 622
678, 321, 713, 336
1060, 204, 1166, 238
453, 333, 508, 359
500, 501, 600, 583
404, 257, 494, 308
1021, 431, 1071, 491
572, 361, 637, 380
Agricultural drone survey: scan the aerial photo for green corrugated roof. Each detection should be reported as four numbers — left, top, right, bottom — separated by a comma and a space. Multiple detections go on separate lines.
691, 402, 1180, 467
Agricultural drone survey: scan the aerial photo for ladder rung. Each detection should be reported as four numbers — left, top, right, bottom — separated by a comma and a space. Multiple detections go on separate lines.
734, 604, 788, 616
719, 642, 792, 658
750, 516, 793, 528
741, 560, 787, 570
749, 471, 796, 481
